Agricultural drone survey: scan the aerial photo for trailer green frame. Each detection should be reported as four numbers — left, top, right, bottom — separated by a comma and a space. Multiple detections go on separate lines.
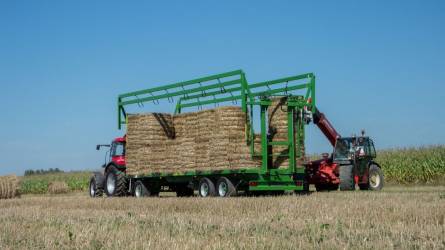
117, 70, 316, 192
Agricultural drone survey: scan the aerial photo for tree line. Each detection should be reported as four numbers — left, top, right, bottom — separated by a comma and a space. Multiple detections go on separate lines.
24, 168, 64, 176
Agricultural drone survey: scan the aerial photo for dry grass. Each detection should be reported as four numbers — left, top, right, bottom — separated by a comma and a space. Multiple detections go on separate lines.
0, 186, 444, 249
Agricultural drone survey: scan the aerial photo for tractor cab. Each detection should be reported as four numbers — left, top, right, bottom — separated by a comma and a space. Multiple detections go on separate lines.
333, 134, 382, 191
333, 136, 376, 163
96, 136, 126, 169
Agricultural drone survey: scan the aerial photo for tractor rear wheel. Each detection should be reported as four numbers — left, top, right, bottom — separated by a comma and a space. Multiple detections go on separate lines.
339, 165, 355, 191
105, 166, 128, 197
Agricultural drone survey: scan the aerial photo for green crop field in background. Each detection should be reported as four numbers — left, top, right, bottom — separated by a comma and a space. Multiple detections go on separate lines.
377, 145, 445, 184
17, 145, 445, 194
20, 172, 91, 194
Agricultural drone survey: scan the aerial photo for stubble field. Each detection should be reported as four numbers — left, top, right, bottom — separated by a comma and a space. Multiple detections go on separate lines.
0, 186, 444, 250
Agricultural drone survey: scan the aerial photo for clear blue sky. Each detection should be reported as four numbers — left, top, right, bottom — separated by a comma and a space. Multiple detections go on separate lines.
1, 1, 444, 175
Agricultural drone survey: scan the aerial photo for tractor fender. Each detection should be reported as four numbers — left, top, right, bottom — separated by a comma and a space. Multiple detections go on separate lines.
368, 161, 382, 169
104, 163, 126, 176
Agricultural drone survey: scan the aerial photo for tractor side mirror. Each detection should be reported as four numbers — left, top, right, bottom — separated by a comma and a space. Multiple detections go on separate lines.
96, 144, 110, 150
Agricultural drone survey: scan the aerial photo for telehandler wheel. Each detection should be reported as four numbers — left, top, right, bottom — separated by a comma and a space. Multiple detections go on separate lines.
134, 180, 150, 198
89, 175, 104, 197
216, 177, 236, 197
368, 164, 384, 191
339, 165, 355, 191
198, 178, 216, 197
105, 165, 128, 197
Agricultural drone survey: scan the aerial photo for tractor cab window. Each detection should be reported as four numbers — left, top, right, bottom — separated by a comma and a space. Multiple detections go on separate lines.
111, 142, 125, 157
334, 138, 354, 160
367, 139, 377, 158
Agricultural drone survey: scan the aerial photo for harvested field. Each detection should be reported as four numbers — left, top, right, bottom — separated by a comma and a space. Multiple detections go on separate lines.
0, 175, 20, 199
0, 186, 443, 249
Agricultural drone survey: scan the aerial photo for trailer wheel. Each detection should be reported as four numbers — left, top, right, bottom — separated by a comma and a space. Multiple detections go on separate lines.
368, 164, 384, 191
339, 165, 355, 191
105, 166, 127, 197
89, 174, 104, 197
134, 181, 150, 198
216, 177, 236, 197
198, 178, 216, 197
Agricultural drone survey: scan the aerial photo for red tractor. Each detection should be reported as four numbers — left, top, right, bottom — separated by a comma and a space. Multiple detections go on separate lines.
89, 137, 127, 197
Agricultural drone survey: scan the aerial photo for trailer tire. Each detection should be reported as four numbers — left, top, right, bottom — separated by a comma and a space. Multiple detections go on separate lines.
339, 165, 355, 191
89, 174, 104, 197
105, 165, 127, 197
368, 164, 384, 191
134, 180, 150, 198
216, 177, 237, 197
198, 178, 216, 197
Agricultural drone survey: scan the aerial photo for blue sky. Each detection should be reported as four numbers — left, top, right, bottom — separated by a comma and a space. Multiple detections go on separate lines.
0, 1, 444, 175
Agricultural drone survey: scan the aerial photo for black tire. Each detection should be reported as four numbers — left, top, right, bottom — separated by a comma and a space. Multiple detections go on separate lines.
134, 180, 150, 198
339, 165, 355, 191
315, 183, 339, 192
89, 174, 104, 197
105, 165, 128, 197
216, 177, 237, 197
176, 185, 194, 197
358, 183, 369, 190
368, 164, 384, 191
198, 178, 216, 197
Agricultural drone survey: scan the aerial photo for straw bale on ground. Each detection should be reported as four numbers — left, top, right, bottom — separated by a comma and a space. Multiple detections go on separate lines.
48, 181, 69, 194
0, 175, 20, 199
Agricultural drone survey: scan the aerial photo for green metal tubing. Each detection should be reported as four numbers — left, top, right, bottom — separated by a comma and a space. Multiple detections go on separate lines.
287, 105, 296, 173
119, 70, 243, 99
248, 73, 313, 89
260, 103, 268, 174
120, 79, 242, 106
180, 86, 243, 101
249, 83, 311, 98
179, 94, 242, 108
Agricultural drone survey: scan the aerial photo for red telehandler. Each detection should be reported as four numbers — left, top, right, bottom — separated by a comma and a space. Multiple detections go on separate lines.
305, 108, 384, 191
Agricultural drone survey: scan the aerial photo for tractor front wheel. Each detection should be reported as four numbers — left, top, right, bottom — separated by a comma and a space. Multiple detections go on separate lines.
89, 174, 104, 197
368, 164, 384, 191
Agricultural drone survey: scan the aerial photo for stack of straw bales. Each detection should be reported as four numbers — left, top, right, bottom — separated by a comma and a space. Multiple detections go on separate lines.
0, 175, 20, 199
268, 97, 306, 168
126, 113, 175, 175
126, 106, 262, 175
126, 99, 305, 175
